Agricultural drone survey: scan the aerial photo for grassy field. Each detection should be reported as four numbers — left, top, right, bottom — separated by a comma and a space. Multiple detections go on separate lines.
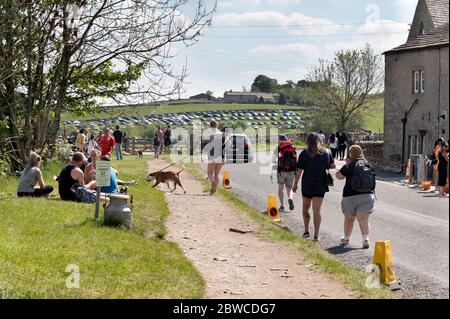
62, 101, 304, 121
362, 100, 384, 133
0, 157, 204, 298
182, 161, 393, 299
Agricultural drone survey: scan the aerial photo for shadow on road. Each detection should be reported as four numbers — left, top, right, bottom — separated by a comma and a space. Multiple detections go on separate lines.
327, 245, 361, 255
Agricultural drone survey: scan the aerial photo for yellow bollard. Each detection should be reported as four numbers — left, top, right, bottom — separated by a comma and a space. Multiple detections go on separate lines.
223, 170, 232, 189
267, 194, 281, 222
372, 240, 397, 285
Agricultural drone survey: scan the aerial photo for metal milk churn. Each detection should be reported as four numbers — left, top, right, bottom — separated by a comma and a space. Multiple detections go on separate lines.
104, 194, 133, 229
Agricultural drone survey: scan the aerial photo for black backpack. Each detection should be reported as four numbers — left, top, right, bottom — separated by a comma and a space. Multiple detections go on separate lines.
278, 142, 297, 172
351, 160, 376, 193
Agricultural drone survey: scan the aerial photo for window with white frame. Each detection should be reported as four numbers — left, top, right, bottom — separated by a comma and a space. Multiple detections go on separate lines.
420, 70, 425, 93
413, 70, 424, 94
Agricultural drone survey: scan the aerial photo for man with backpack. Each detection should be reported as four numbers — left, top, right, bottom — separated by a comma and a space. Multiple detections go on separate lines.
336, 145, 376, 249
272, 134, 297, 213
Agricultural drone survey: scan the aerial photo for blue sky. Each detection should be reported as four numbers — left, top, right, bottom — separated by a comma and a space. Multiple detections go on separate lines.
173, 0, 418, 98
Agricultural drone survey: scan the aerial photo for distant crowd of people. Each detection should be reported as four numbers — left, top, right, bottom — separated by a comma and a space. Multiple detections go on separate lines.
74, 126, 129, 161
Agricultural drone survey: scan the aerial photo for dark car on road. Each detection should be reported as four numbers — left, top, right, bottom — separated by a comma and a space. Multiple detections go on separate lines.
224, 134, 254, 164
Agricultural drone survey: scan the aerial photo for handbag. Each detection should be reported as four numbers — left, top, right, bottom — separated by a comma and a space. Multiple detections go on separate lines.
327, 171, 334, 186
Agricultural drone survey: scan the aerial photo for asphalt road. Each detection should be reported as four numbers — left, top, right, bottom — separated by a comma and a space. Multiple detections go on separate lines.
201, 152, 449, 299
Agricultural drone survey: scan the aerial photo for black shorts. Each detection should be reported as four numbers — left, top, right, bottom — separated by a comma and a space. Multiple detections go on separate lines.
164, 139, 171, 147
302, 192, 325, 199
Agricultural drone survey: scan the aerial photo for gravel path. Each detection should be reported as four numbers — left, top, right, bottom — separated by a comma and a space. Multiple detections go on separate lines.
148, 159, 354, 299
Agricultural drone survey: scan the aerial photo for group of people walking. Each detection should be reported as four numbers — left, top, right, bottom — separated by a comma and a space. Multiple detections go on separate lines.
328, 132, 349, 160
200, 123, 376, 249
273, 133, 375, 248
153, 126, 172, 159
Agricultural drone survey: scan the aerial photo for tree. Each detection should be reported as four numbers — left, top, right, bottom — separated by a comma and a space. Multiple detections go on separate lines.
205, 90, 214, 100
0, 0, 215, 171
278, 93, 287, 105
251, 74, 278, 93
306, 45, 383, 131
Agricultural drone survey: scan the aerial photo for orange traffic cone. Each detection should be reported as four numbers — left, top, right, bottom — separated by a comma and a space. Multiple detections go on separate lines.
267, 194, 281, 222
223, 170, 232, 189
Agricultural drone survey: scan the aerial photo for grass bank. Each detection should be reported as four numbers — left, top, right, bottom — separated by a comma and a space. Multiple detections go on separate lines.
182, 161, 393, 299
0, 157, 204, 298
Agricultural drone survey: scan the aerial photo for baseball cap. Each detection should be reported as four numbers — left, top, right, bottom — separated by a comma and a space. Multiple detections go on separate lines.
278, 134, 288, 141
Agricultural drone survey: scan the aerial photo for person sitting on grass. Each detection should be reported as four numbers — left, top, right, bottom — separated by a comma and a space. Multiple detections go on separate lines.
58, 152, 95, 202
84, 149, 101, 184
17, 152, 54, 198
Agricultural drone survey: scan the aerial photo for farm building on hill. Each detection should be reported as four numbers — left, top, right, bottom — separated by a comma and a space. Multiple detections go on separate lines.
383, 0, 449, 170
223, 91, 280, 104
189, 93, 214, 100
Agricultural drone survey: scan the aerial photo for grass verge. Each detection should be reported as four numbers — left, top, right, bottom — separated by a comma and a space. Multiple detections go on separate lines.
0, 156, 204, 298
182, 161, 393, 299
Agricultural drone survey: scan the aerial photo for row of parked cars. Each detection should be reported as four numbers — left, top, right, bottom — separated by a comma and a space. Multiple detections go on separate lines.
64, 109, 311, 132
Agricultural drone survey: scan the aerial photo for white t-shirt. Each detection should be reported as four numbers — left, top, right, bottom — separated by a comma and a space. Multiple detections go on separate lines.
318, 133, 326, 144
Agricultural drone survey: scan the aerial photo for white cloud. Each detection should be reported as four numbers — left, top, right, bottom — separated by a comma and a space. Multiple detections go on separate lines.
324, 20, 410, 55
249, 43, 320, 59
217, 1, 234, 10
213, 11, 343, 35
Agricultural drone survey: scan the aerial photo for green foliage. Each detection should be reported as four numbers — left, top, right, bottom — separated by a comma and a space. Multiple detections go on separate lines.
251, 74, 279, 93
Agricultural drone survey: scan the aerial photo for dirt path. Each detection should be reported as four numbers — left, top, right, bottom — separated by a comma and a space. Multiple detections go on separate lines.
148, 159, 354, 299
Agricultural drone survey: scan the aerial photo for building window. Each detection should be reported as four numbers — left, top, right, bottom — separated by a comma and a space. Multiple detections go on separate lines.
420, 70, 425, 93
412, 70, 424, 94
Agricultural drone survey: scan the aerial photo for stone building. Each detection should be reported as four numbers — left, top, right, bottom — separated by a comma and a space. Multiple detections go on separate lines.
223, 91, 280, 104
383, 0, 449, 171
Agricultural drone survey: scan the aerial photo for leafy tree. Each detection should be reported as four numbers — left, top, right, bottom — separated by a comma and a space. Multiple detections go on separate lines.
306, 45, 383, 131
205, 90, 214, 100
0, 0, 215, 171
278, 93, 287, 105
251, 75, 278, 93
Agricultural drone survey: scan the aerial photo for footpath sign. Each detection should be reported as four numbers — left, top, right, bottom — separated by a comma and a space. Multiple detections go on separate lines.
95, 161, 111, 218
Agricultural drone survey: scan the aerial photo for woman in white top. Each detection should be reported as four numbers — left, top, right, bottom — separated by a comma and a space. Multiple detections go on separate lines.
202, 121, 226, 195
329, 133, 338, 159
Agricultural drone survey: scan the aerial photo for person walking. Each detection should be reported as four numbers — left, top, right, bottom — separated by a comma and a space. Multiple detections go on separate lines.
164, 125, 172, 154
153, 131, 162, 159
293, 133, 336, 241
17, 152, 54, 198
336, 145, 376, 249
318, 130, 326, 144
122, 133, 130, 154
87, 134, 98, 156
113, 126, 124, 160
273, 134, 297, 213
203, 121, 226, 195
156, 126, 164, 155
437, 142, 449, 197
329, 133, 338, 159
75, 129, 87, 153
337, 132, 346, 160
98, 127, 115, 157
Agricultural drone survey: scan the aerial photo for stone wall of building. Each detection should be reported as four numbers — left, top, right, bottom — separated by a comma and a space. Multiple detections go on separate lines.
354, 141, 386, 170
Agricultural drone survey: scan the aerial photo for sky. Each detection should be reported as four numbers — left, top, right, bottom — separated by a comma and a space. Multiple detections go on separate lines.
171, 0, 419, 99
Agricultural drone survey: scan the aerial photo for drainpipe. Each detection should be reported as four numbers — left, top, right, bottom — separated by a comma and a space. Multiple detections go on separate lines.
401, 99, 419, 172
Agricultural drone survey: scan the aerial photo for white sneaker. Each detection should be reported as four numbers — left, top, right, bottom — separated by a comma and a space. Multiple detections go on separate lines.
340, 237, 350, 246
362, 239, 370, 249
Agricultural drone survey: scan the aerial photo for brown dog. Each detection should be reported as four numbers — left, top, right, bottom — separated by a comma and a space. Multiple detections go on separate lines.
147, 166, 186, 193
